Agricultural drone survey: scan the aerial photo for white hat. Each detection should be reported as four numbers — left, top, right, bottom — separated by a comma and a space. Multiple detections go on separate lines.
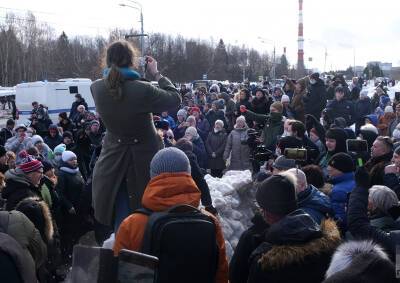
281, 94, 290, 103
62, 150, 77, 162
384, 106, 394, 113
360, 123, 378, 135
31, 135, 44, 145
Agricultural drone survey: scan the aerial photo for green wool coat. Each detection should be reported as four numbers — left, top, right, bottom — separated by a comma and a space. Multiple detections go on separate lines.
91, 77, 181, 225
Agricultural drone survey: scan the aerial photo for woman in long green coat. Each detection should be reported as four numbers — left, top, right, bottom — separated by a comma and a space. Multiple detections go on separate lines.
90, 41, 181, 229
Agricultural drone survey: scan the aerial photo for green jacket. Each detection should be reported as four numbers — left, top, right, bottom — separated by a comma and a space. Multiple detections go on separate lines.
244, 110, 283, 150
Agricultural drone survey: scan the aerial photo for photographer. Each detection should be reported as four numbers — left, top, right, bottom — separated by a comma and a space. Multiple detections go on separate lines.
240, 102, 284, 151
286, 120, 320, 164
90, 40, 181, 230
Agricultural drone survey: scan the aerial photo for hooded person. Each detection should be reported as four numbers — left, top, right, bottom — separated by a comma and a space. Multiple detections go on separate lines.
239, 174, 341, 283
2, 151, 44, 211
44, 125, 63, 151
323, 241, 396, 283
319, 128, 348, 177
327, 152, 356, 232
0, 210, 47, 274
31, 135, 53, 161
219, 92, 236, 131
223, 116, 251, 170
113, 147, 228, 283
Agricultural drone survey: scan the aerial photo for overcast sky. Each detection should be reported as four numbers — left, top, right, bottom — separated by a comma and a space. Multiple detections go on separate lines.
1, 0, 400, 71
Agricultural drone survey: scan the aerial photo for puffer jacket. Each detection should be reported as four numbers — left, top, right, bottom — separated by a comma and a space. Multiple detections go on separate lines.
329, 172, 356, 230
298, 185, 333, 224
5, 136, 33, 164
113, 173, 228, 283
0, 210, 47, 270
2, 169, 42, 211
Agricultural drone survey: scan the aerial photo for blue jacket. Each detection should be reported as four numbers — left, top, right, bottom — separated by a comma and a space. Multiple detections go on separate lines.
162, 115, 176, 129
330, 172, 355, 229
297, 185, 332, 224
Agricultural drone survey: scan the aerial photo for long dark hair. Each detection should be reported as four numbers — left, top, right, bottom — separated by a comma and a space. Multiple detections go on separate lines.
103, 40, 139, 100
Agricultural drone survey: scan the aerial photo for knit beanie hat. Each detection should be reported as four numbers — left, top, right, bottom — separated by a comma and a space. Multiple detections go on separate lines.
281, 94, 290, 103
272, 156, 296, 170
215, 119, 224, 128
177, 109, 188, 120
62, 150, 77, 162
328, 152, 355, 173
31, 135, 44, 146
256, 175, 297, 215
62, 131, 73, 140
54, 144, 67, 155
0, 145, 6, 158
17, 151, 43, 173
384, 105, 394, 113
270, 101, 283, 113
185, 127, 199, 139
150, 147, 191, 178
48, 124, 58, 131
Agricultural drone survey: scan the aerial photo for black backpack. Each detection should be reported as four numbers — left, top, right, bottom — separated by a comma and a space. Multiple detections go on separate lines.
135, 204, 219, 283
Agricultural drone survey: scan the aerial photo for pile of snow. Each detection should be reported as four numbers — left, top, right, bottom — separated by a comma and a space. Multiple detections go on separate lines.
205, 170, 257, 259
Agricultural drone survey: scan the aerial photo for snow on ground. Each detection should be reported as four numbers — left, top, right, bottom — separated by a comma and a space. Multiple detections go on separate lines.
205, 170, 256, 259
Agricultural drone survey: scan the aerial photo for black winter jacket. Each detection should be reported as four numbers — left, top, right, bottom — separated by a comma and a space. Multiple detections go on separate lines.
303, 79, 327, 119
247, 210, 341, 283
229, 213, 269, 283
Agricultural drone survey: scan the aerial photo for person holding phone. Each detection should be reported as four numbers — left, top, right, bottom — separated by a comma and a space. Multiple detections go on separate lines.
90, 40, 181, 231
5, 124, 33, 164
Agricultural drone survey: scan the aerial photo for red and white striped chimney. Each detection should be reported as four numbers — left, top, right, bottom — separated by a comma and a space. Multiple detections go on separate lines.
297, 0, 305, 76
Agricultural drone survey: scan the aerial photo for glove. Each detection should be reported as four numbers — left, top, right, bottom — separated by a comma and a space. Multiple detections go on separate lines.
205, 205, 218, 216
355, 167, 370, 189
239, 105, 247, 113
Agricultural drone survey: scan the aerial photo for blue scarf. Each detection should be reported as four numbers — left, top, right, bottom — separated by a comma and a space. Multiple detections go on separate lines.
103, 67, 141, 80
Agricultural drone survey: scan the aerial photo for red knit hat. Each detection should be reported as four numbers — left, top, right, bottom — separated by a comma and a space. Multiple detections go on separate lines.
190, 107, 201, 114
17, 151, 43, 173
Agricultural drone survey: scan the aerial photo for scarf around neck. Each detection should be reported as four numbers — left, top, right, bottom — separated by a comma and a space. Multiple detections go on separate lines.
103, 67, 141, 80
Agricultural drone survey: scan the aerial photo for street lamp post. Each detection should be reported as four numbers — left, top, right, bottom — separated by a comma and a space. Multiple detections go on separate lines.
258, 37, 277, 80
119, 1, 145, 74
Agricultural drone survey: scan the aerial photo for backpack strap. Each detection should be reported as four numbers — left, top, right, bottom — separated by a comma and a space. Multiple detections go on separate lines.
133, 207, 153, 216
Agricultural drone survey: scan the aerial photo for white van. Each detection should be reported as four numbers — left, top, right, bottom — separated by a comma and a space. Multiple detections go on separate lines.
16, 78, 95, 123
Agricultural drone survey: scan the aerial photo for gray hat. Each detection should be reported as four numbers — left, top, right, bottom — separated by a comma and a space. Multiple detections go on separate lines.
272, 156, 296, 170
150, 148, 191, 178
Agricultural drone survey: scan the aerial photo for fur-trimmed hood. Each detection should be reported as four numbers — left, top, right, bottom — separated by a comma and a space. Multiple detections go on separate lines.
325, 240, 389, 277
324, 241, 396, 283
15, 197, 54, 243
256, 214, 341, 270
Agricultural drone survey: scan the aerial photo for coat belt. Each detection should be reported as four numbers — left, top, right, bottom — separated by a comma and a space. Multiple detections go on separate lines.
107, 132, 140, 145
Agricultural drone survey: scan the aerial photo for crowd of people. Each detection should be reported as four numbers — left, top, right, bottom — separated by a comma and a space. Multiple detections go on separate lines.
0, 39, 399, 282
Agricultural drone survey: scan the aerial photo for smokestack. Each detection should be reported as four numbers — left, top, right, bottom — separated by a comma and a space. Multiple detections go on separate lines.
297, 0, 305, 77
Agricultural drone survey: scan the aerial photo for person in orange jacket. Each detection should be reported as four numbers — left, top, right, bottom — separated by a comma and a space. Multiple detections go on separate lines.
114, 147, 228, 283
